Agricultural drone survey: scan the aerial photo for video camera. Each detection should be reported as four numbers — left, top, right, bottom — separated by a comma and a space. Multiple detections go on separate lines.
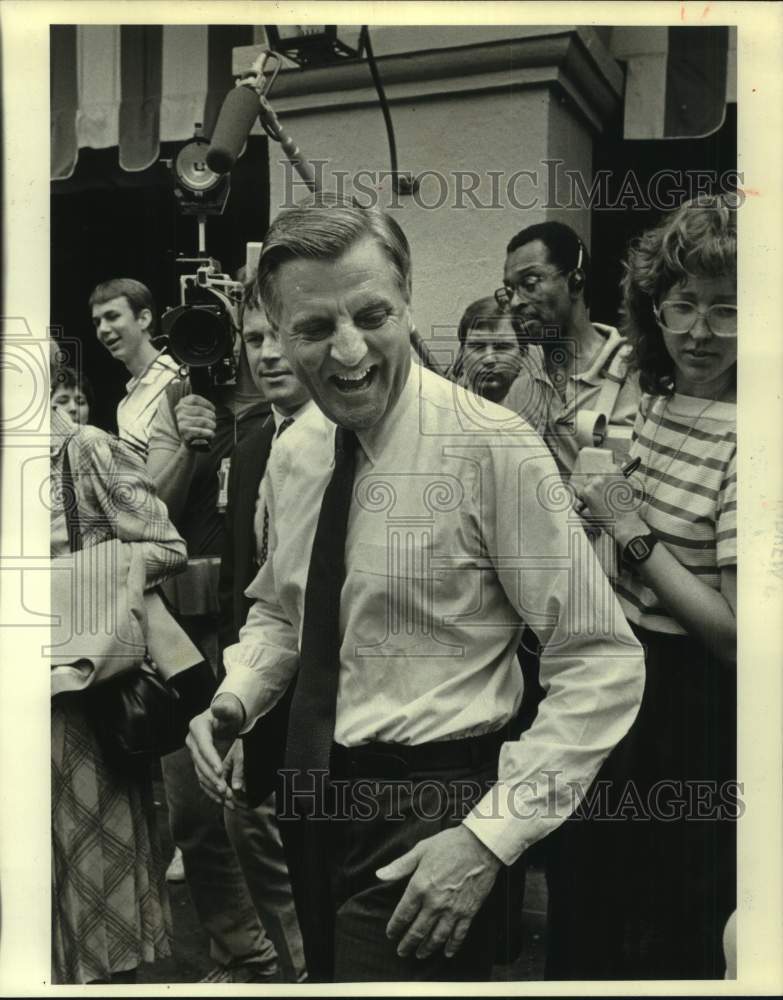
161, 257, 243, 398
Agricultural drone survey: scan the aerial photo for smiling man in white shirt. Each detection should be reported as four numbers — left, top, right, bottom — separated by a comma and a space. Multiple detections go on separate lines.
90, 278, 180, 457
186, 198, 645, 983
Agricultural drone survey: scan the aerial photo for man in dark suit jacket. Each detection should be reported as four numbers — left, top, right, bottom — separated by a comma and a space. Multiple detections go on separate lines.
217, 286, 313, 980
218, 417, 274, 658
218, 283, 313, 798
218, 408, 312, 804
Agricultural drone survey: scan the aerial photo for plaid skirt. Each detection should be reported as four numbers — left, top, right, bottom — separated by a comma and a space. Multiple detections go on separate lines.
51, 696, 172, 984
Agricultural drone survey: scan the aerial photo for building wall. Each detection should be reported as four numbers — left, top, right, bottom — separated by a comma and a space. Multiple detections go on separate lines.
267, 88, 559, 357
545, 94, 596, 245
262, 26, 619, 360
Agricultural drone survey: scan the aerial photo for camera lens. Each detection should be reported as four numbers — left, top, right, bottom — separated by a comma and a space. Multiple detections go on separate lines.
164, 303, 235, 368
186, 309, 223, 359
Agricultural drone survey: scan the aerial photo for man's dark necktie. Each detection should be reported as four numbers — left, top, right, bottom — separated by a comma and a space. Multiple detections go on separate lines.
259, 416, 295, 566
284, 426, 359, 781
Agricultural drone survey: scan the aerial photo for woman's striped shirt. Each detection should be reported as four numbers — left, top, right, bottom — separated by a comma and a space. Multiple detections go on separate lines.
617, 392, 737, 635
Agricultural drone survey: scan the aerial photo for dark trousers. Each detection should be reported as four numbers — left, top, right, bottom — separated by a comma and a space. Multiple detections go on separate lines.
545, 625, 737, 980
278, 748, 505, 982
160, 613, 279, 972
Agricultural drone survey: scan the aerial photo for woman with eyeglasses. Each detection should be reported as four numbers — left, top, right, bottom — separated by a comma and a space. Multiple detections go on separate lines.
546, 195, 738, 980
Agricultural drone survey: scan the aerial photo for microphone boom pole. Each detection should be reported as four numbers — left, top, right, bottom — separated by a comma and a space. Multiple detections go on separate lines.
256, 95, 319, 193
206, 51, 320, 193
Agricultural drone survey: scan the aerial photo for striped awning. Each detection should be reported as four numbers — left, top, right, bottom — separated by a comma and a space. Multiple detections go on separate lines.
51, 24, 255, 180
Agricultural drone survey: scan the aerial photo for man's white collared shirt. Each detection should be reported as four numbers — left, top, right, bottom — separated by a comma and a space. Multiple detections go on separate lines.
221, 364, 644, 865
117, 351, 181, 458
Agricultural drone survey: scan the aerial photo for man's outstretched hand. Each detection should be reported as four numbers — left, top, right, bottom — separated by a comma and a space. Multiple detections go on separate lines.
376, 824, 502, 960
186, 693, 245, 808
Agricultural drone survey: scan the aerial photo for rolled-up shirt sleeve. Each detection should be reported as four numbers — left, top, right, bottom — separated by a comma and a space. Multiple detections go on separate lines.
462, 440, 645, 865
147, 385, 183, 461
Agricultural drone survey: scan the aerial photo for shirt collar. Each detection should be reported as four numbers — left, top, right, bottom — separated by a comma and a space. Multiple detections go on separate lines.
533, 323, 622, 391
356, 360, 418, 465
271, 399, 313, 431
50, 406, 77, 457
125, 350, 177, 392
574, 324, 622, 386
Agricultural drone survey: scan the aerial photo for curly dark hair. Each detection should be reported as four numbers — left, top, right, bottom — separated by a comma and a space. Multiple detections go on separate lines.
50, 364, 95, 418
507, 221, 591, 306
622, 193, 737, 395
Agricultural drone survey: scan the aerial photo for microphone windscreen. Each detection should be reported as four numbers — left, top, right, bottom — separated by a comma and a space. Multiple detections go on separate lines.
206, 86, 260, 174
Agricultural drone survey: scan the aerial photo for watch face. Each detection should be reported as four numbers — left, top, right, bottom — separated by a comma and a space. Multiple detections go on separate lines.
627, 537, 650, 561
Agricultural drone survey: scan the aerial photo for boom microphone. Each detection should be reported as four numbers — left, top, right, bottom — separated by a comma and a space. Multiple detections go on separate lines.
206, 86, 260, 174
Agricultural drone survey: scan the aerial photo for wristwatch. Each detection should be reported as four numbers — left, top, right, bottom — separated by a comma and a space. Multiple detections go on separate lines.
621, 532, 658, 565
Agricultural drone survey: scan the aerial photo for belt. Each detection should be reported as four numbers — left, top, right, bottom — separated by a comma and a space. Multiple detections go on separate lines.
329, 728, 507, 781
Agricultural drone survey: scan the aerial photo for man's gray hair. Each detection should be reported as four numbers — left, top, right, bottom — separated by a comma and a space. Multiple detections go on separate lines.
257, 194, 412, 324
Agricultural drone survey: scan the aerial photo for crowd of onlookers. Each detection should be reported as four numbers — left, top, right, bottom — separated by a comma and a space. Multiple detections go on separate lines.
49, 192, 737, 984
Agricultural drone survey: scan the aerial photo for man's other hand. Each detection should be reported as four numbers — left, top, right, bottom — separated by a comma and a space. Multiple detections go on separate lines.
174, 393, 217, 449
186, 693, 245, 806
376, 824, 502, 960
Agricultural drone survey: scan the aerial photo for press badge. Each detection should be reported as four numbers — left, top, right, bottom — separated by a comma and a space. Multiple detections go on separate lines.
217, 457, 231, 512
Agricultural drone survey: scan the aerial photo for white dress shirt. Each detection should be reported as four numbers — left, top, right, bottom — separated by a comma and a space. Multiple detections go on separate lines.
221, 364, 644, 865
253, 401, 316, 563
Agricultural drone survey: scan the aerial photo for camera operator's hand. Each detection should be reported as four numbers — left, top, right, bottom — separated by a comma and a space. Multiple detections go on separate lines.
174, 394, 217, 450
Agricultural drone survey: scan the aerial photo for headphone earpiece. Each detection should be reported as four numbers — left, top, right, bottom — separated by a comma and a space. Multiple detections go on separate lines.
569, 269, 585, 294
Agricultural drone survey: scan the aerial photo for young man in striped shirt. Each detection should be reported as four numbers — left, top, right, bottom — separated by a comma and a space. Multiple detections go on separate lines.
90, 278, 180, 458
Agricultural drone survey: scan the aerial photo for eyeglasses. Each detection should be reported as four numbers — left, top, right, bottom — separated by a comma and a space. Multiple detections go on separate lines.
494, 270, 558, 310
654, 300, 737, 338
496, 241, 584, 311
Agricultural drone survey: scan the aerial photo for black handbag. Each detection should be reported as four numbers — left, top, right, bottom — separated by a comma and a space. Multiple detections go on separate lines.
84, 655, 198, 768
61, 442, 214, 769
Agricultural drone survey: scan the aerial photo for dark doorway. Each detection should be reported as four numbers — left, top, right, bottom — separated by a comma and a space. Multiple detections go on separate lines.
590, 102, 737, 327
50, 136, 269, 432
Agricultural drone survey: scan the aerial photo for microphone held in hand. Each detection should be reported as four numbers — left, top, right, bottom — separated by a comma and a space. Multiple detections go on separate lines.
206, 85, 261, 174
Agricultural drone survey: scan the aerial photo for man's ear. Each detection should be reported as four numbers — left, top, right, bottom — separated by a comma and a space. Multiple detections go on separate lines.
137, 307, 153, 333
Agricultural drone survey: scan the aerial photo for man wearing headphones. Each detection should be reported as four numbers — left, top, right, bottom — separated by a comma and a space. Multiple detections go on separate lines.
497, 222, 640, 478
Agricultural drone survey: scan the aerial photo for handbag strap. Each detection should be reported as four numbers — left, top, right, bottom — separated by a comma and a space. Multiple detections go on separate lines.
61, 442, 83, 553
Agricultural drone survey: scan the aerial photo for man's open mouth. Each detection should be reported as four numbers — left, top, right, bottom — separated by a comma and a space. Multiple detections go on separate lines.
331, 366, 375, 392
